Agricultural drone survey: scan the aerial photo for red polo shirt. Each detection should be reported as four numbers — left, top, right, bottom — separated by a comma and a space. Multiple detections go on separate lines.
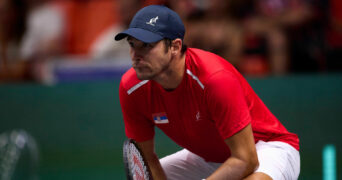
119, 48, 299, 163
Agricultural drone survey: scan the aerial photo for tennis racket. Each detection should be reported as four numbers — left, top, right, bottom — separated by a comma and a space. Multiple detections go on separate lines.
0, 129, 39, 180
123, 139, 153, 180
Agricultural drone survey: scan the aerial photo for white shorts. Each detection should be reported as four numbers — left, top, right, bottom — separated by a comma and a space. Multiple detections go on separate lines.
160, 141, 300, 180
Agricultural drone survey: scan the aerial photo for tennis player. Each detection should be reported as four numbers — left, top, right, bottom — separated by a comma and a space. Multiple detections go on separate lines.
116, 5, 300, 180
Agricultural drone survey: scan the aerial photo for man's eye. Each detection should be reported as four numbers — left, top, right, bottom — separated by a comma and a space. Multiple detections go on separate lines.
128, 42, 134, 47
142, 43, 153, 48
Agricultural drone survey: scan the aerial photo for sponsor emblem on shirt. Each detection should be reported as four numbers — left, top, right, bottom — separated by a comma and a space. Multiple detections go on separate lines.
152, 112, 169, 124
196, 111, 201, 121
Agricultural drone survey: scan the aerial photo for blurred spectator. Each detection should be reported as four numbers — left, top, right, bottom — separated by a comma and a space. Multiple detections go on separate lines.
19, 0, 66, 82
90, 0, 143, 60
284, 0, 326, 72
0, 0, 29, 82
20, 0, 132, 82
21, 0, 64, 61
325, 0, 342, 71
242, 0, 313, 75
20, 0, 65, 83
22, 0, 130, 58
184, 0, 246, 68
165, 0, 196, 21
175, 0, 315, 76
22, 0, 161, 62
63, 0, 118, 57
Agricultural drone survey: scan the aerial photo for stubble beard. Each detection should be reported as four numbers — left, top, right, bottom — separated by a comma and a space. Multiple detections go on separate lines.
135, 57, 173, 81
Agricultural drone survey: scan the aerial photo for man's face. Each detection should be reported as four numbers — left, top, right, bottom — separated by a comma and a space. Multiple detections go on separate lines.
127, 37, 172, 80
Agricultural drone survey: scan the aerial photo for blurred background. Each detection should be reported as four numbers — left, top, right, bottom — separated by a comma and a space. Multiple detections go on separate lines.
0, 0, 341, 179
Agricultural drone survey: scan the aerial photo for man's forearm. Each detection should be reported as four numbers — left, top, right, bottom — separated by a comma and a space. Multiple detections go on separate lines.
206, 156, 258, 180
136, 140, 167, 180
206, 124, 259, 179
147, 154, 167, 180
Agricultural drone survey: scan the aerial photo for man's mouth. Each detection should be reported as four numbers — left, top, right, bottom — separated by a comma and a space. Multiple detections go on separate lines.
133, 62, 148, 69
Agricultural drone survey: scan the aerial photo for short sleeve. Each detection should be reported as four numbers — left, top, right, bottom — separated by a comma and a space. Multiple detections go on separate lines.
119, 81, 155, 142
204, 71, 251, 140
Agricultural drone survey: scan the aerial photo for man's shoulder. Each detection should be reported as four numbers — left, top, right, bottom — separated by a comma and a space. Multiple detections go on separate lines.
187, 48, 232, 70
187, 48, 220, 59
186, 48, 237, 83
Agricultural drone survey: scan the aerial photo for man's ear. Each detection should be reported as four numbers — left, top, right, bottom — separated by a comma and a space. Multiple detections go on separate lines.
171, 39, 182, 56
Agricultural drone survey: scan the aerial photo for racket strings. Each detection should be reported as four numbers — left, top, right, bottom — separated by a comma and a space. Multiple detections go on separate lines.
127, 143, 150, 180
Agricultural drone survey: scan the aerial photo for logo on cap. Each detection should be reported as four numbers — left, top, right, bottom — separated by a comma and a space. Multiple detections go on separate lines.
146, 16, 159, 26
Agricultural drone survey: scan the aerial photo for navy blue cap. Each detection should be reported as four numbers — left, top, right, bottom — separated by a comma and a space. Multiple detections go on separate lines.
115, 5, 185, 43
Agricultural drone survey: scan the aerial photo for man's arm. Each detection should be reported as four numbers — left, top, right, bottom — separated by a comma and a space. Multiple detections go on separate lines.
136, 139, 167, 180
207, 124, 259, 180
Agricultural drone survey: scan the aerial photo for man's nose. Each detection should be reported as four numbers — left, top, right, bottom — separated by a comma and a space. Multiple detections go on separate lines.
131, 49, 143, 61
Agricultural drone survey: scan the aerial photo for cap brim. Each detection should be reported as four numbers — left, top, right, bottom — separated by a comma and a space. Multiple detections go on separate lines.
114, 28, 163, 43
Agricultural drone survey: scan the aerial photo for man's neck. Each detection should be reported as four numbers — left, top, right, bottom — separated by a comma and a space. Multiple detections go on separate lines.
154, 53, 186, 90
